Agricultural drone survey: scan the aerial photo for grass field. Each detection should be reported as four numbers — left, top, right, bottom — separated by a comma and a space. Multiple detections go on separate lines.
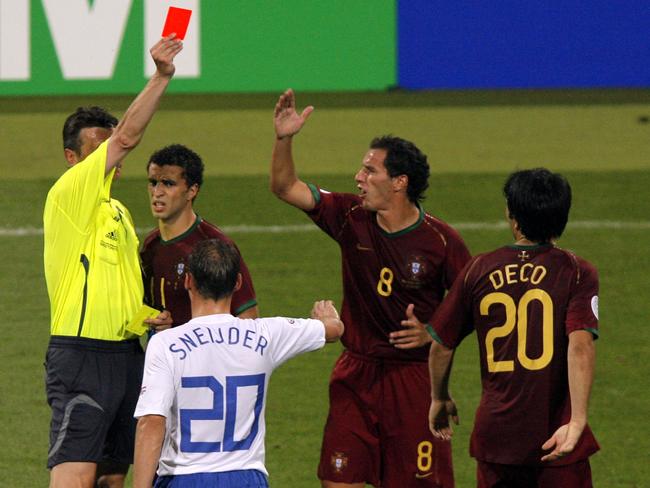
1, 91, 649, 487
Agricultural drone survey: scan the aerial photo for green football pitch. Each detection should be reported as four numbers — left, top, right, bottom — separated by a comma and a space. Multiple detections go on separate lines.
1, 90, 648, 487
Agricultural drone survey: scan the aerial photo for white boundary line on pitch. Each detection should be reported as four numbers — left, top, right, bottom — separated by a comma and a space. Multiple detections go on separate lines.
1, 220, 650, 237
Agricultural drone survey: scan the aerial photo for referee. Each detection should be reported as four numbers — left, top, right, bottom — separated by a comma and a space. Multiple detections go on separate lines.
43, 36, 182, 488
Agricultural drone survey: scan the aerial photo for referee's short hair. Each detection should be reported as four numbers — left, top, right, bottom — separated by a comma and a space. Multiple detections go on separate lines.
188, 239, 240, 301
62, 106, 117, 155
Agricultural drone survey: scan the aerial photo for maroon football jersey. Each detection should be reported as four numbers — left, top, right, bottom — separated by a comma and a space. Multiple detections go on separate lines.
432, 243, 600, 466
306, 185, 470, 361
140, 217, 257, 326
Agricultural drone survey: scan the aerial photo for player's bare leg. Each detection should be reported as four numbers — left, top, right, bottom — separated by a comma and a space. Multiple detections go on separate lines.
50, 462, 96, 488
95, 461, 128, 488
96, 473, 125, 488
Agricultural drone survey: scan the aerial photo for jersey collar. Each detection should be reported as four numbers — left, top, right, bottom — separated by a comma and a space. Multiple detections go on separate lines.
160, 215, 203, 245
376, 204, 424, 238
507, 242, 554, 250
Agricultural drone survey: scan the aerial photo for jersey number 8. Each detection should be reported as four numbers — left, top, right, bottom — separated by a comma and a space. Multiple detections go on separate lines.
377, 267, 394, 297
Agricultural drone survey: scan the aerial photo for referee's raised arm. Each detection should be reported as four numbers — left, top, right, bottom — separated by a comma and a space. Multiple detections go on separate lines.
105, 34, 183, 176
45, 34, 183, 488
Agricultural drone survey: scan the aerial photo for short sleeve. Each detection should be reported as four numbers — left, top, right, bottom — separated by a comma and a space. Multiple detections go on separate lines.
304, 184, 360, 242
431, 259, 476, 348
262, 317, 326, 367
134, 335, 176, 418
566, 259, 599, 338
46, 140, 111, 233
442, 228, 472, 289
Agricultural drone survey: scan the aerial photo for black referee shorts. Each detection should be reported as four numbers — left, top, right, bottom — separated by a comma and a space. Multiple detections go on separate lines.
45, 336, 144, 469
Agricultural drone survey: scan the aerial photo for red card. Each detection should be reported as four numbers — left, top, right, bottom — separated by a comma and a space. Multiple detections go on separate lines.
162, 7, 192, 40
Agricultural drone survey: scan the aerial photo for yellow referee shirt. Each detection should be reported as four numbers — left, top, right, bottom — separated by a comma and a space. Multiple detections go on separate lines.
43, 140, 143, 340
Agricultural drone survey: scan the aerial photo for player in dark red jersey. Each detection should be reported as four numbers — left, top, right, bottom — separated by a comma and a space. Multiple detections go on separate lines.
429, 168, 599, 488
270, 89, 470, 488
141, 144, 258, 328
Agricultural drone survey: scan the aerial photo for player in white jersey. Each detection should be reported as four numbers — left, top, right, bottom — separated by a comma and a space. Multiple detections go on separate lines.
133, 239, 344, 488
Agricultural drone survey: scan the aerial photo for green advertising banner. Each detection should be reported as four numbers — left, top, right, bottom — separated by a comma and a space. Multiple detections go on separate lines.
0, 0, 395, 95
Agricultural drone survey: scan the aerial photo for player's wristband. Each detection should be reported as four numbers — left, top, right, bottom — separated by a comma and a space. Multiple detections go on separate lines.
425, 324, 436, 339
425, 324, 446, 345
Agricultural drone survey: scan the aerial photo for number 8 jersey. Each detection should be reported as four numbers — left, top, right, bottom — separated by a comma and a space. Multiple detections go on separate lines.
134, 314, 326, 477
432, 243, 600, 466
304, 184, 470, 361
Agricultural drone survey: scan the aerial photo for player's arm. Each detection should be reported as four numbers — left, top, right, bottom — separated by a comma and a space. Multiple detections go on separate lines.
392, 248, 474, 350
105, 35, 183, 176
270, 89, 316, 211
237, 306, 259, 319
144, 309, 173, 332
133, 414, 166, 488
541, 329, 595, 462
428, 339, 459, 441
311, 299, 344, 342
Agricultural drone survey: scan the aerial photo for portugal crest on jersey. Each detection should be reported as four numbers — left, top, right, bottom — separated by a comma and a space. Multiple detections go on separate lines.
401, 255, 427, 289
409, 256, 425, 277
176, 263, 185, 275
330, 452, 348, 473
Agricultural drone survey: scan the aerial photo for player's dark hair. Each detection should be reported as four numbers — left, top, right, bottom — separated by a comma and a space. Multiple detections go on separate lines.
62, 106, 118, 154
370, 135, 430, 203
503, 168, 572, 243
147, 144, 204, 190
188, 239, 240, 301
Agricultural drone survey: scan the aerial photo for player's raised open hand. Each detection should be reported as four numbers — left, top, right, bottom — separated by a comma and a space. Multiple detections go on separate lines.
274, 89, 314, 139
150, 34, 184, 78
390, 303, 433, 349
540, 420, 585, 462
429, 397, 459, 441
310, 300, 344, 342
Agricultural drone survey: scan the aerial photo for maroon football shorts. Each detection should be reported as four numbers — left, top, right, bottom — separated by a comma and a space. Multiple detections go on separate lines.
317, 350, 454, 487
477, 459, 593, 488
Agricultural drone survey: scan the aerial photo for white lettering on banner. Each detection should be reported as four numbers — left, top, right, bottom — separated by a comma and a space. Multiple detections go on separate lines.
144, 0, 200, 78
0, 0, 30, 80
42, 0, 132, 79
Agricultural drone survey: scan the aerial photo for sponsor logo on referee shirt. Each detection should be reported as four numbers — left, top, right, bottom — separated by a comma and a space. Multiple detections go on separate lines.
100, 230, 119, 250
